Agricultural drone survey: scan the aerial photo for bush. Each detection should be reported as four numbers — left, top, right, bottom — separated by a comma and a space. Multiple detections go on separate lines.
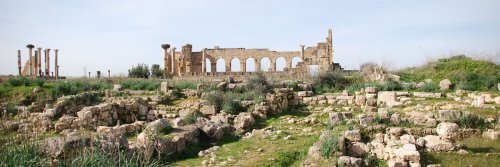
418, 82, 439, 92
7, 77, 23, 86
222, 100, 243, 115
184, 111, 204, 124
34, 78, 45, 87
453, 114, 486, 130
202, 91, 225, 111
128, 63, 150, 78
247, 73, 272, 93
320, 135, 339, 158
313, 71, 350, 93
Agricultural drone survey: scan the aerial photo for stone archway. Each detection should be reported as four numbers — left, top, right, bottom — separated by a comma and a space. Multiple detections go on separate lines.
216, 58, 226, 72
230, 58, 241, 72
276, 57, 286, 71
260, 57, 271, 72
205, 58, 212, 72
291, 56, 302, 68
245, 58, 256, 72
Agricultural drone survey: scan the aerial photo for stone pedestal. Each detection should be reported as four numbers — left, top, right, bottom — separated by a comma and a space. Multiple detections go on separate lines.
161, 82, 169, 94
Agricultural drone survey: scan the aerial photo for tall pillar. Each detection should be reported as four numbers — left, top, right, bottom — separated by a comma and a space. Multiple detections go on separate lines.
34, 51, 38, 76
46, 49, 51, 77
241, 60, 246, 72
210, 60, 216, 73
300, 45, 305, 61
37, 50, 42, 76
285, 58, 292, 70
54, 49, 58, 80
161, 44, 170, 73
108, 70, 110, 79
201, 49, 206, 73
227, 61, 231, 73
26, 44, 35, 76
328, 29, 333, 64
17, 50, 22, 76
272, 61, 276, 72
171, 47, 176, 76
256, 61, 261, 72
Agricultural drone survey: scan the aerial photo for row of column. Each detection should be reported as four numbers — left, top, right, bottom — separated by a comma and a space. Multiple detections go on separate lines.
19, 44, 60, 79
162, 44, 306, 75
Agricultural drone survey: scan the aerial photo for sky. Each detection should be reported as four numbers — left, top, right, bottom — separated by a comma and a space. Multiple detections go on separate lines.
1, 0, 499, 77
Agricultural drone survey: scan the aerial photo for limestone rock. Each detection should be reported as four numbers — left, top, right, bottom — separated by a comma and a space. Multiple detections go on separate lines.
113, 84, 123, 91
422, 135, 455, 151
436, 122, 459, 140
344, 130, 361, 142
348, 142, 370, 157
439, 79, 451, 90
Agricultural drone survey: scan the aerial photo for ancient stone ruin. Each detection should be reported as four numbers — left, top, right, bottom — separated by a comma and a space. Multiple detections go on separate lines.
17, 44, 62, 79
161, 29, 343, 77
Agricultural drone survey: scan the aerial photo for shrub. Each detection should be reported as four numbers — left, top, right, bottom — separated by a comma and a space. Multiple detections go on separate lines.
184, 111, 203, 124
222, 100, 243, 115
7, 77, 23, 86
418, 82, 439, 92
202, 91, 225, 111
128, 63, 150, 78
453, 114, 486, 130
34, 78, 45, 87
313, 71, 350, 93
320, 134, 339, 158
119, 80, 161, 91
272, 151, 301, 167
150, 64, 164, 78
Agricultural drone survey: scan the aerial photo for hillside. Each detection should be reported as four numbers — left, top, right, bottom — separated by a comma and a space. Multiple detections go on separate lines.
396, 55, 500, 91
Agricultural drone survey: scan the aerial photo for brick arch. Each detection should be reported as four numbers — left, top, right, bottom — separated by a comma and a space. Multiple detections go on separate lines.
245, 57, 256, 72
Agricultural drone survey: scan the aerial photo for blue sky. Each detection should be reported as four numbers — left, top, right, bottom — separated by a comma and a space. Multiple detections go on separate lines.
1, 0, 499, 76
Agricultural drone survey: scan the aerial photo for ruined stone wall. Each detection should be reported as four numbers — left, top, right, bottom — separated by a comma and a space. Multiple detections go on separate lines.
162, 29, 335, 77
54, 92, 102, 117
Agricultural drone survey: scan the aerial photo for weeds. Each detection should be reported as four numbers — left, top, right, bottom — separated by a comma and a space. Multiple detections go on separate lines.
184, 111, 204, 124
320, 135, 339, 158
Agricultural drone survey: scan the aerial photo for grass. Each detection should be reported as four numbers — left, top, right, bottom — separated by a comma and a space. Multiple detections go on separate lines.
421, 151, 500, 167
396, 55, 500, 91
169, 110, 321, 166
458, 138, 500, 153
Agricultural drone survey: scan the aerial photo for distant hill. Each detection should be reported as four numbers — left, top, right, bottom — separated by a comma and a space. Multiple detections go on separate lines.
395, 55, 500, 91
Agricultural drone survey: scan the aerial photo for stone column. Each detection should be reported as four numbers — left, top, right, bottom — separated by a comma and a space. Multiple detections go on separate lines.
26, 44, 35, 76
211, 60, 216, 73
46, 49, 51, 77
241, 60, 246, 72
227, 61, 231, 73
328, 29, 333, 65
17, 50, 22, 76
37, 50, 42, 76
202, 49, 206, 73
285, 58, 292, 71
34, 51, 38, 76
171, 47, 176, 76
161, 44, 170, 73
35, 47, 41, 76
108, 70, 111, 79
270, 60, 276, 72
256, 60, 261, 72
300, 45, 305, 61
54, 49, 58, 80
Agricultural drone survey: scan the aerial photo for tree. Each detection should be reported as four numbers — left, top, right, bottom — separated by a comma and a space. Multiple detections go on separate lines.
151, 64, 164, 78
128, 63, 150, 78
